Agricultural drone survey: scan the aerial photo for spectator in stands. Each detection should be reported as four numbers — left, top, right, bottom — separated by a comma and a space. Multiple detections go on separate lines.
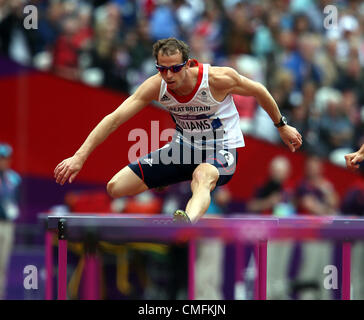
292, 13, 313, 37
52, 14, 82, 80
247, 156, 294, 216
318, 92, 355, 156
193, 0, 225, 63
188, 32, 213, 65
82, 7, 128, 91
335, 55, 364, 106
252, 9, 281, 59
282, 33, 322, 92
341, 176, 364, 217
295, 155, 338, 215
0, 1, 16, 56
173, 0, 203, 36
126, 19, 154, 70
0, 143, 21, 300
288, 82, 317, 151
293, 154, 338, 299
331, 13, 360, 66
315, 38, 340, 87
149, 0, 180, 41
246, 155, 295, 299
274, 28, 296, 69
270, 70, 295, 118
287, 82, 316, 143
223, 2, 253, 56
0, 0, 39, 65
35, 1, 64, 54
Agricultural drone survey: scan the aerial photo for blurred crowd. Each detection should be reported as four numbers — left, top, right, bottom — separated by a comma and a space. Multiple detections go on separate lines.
1, 0, 364, 166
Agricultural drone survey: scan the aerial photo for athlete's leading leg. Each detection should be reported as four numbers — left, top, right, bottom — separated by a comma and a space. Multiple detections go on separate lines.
184, 163, 219, 223
107, 166, 149, 198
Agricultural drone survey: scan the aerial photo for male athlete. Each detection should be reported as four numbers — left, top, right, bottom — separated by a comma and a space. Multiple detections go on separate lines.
54, 38, 302, 223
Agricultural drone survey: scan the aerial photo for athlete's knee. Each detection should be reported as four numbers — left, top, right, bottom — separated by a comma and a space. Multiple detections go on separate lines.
107, 166, 148, 198
192, 163, 219, 189
106, 179, 119, 198
107, 177, 133, 198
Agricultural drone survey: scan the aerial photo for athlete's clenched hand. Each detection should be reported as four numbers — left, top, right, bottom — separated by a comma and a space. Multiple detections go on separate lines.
54, 155, 84, 185
278, 125, 303, 152
345, 150, 364, 171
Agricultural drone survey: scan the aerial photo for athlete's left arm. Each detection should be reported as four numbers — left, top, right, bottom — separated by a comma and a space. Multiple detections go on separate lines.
212, 67, 302, 152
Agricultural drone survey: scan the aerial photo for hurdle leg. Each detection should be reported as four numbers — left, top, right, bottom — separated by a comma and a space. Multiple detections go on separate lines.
45, 230, 53, 300
83, 239, 100, 300
188, 239, 196, 300
254, 240, 268, 300
259, 240, 268, 300
234, 241, 245, 300
58, 219, 67, 300
342, 241, 351, 300
254, 243, 259, 300
58, 239, 68, 300
83, 254, 99, 300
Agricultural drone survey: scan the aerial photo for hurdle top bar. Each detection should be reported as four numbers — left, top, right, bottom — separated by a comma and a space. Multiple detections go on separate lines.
39, 213, 364, 243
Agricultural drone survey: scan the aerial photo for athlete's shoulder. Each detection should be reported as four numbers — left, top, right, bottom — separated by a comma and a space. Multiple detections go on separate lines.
133, 73, 162, 101
208, 66, 240, 90
142, 73, 163, 90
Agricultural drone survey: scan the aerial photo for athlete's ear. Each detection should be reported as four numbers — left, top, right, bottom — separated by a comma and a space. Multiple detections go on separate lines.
186, 59, 191, 69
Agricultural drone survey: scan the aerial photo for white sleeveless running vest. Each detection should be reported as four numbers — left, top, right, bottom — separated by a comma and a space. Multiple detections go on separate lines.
158, 62, 245, 150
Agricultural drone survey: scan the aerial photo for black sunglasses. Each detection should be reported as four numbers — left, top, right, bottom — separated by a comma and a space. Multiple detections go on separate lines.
155, 61, 187, 73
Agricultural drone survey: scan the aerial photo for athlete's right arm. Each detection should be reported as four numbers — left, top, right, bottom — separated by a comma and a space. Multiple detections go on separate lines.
54, 75, 161, 185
